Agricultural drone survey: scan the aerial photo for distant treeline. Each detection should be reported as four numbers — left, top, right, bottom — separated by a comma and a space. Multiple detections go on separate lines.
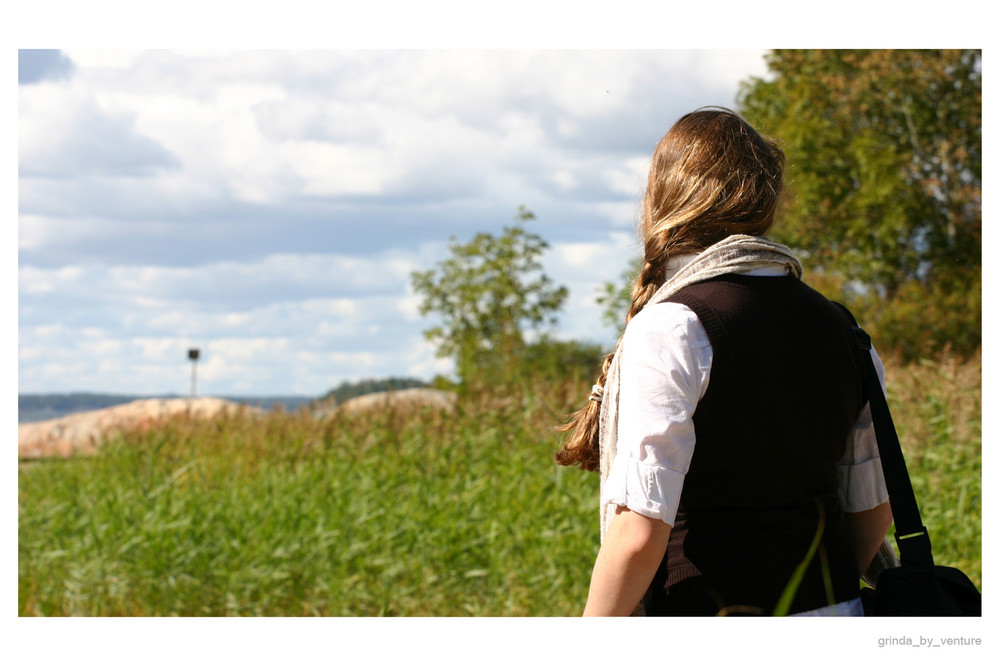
317, 377, 429, 406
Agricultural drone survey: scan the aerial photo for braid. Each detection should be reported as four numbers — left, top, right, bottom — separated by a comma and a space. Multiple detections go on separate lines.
627, 235, 671, 323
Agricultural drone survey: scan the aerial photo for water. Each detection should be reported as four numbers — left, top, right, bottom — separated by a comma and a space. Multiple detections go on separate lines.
18, 395, 316, 424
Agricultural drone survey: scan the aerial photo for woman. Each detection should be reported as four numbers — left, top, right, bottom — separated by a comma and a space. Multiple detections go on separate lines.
557, 108, 893, 616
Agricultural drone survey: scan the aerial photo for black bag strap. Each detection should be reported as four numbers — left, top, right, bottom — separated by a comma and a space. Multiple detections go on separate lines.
833, 302, 935, 569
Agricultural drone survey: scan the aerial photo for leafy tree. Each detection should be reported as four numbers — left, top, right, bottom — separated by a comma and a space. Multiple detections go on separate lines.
738, 49, 981, 359
411, 207, 569, 387
596, 255, 640, 334
517, 336, 606, 385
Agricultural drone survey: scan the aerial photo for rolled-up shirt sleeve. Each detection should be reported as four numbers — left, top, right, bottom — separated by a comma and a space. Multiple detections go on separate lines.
601, 303, 713, 527
837, 346, 891, 513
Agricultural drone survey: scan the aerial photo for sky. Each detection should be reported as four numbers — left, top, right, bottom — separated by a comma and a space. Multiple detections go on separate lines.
13, 2, 988, 402
17, 47, 772, 397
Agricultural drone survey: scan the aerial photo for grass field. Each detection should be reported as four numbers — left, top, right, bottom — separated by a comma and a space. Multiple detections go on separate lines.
18, 352, 981, 616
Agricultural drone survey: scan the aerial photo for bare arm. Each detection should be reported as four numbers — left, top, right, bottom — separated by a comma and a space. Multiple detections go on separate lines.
846, 502, 893, 573
583, 506, 672, 616
841, 344, 893, 575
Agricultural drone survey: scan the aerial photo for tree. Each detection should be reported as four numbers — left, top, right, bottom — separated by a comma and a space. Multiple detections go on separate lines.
411, 207, 569, 386
738, 49, 981, 358
596, 255, 640, 334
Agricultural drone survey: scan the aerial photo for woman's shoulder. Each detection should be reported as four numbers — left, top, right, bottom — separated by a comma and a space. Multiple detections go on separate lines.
628, 300, 700, 333
624, 301, 711, 351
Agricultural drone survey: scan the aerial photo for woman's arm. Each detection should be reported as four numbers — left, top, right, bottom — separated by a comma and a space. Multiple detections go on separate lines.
845, 501, 893, 573
840, 344, 893, 575
583, 506, 672, 616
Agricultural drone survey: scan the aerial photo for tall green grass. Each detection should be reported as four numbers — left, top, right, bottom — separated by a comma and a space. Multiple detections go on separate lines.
19, 384, 600, 616
882, 349, 982, 587
18, 353, 981, 615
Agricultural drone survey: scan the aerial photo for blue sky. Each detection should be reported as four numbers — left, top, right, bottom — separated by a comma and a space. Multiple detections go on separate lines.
18, 48, 773, 396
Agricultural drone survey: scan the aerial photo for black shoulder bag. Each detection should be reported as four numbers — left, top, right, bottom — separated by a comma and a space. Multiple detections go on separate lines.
835, 303, 981, 616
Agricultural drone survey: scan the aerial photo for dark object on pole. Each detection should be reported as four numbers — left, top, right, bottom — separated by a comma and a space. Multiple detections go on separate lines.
188, 348, 200, 397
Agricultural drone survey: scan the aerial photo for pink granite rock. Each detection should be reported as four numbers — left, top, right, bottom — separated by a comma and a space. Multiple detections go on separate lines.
17, 398, 259, 459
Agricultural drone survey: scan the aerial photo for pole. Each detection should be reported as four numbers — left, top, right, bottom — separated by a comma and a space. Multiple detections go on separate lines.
188, 348, 200, 398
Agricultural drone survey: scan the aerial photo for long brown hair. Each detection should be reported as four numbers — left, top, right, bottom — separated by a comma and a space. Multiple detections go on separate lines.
556, 108, 785, 471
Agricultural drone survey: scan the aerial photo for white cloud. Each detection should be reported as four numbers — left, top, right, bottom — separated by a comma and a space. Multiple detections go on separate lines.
396, 292, 424, 323
18, 49, 771, 396
19, 85, 179, 178
283, 140, 399, 198
554, 243, 614, 270
543, 234, 640, 347
19, 250, 424, 317
132, 337, 187, 361
402, 339, 455, 380
61, 50, 146, 70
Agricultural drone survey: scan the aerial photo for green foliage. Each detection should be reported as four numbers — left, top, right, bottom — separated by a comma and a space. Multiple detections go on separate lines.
738, 49, 981, 359
428, 374, 460, 392
516, 337, 605, 386
317, 377, 429, 406
596, 255, 640, 334
411, 207, 569, 387
882, 351, 982, 582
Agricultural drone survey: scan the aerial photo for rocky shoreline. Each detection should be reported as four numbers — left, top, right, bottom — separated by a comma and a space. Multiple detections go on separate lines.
17, 397, 259, 460
18, 389, 457, 460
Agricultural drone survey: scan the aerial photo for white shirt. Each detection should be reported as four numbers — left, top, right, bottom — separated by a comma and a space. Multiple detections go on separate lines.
601, 267, 890, 527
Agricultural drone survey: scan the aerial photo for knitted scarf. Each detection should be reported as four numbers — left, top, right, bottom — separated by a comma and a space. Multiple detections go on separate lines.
598, 234, 803, 539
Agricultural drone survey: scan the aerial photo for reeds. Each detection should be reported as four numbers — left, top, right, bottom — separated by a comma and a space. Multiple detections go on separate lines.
19, 384, 599, 616
882, 348, 982, 587
18, 351, 981, 615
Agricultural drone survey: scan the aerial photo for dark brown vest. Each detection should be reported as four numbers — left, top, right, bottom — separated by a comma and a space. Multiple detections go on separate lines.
643, 274, 867, 616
